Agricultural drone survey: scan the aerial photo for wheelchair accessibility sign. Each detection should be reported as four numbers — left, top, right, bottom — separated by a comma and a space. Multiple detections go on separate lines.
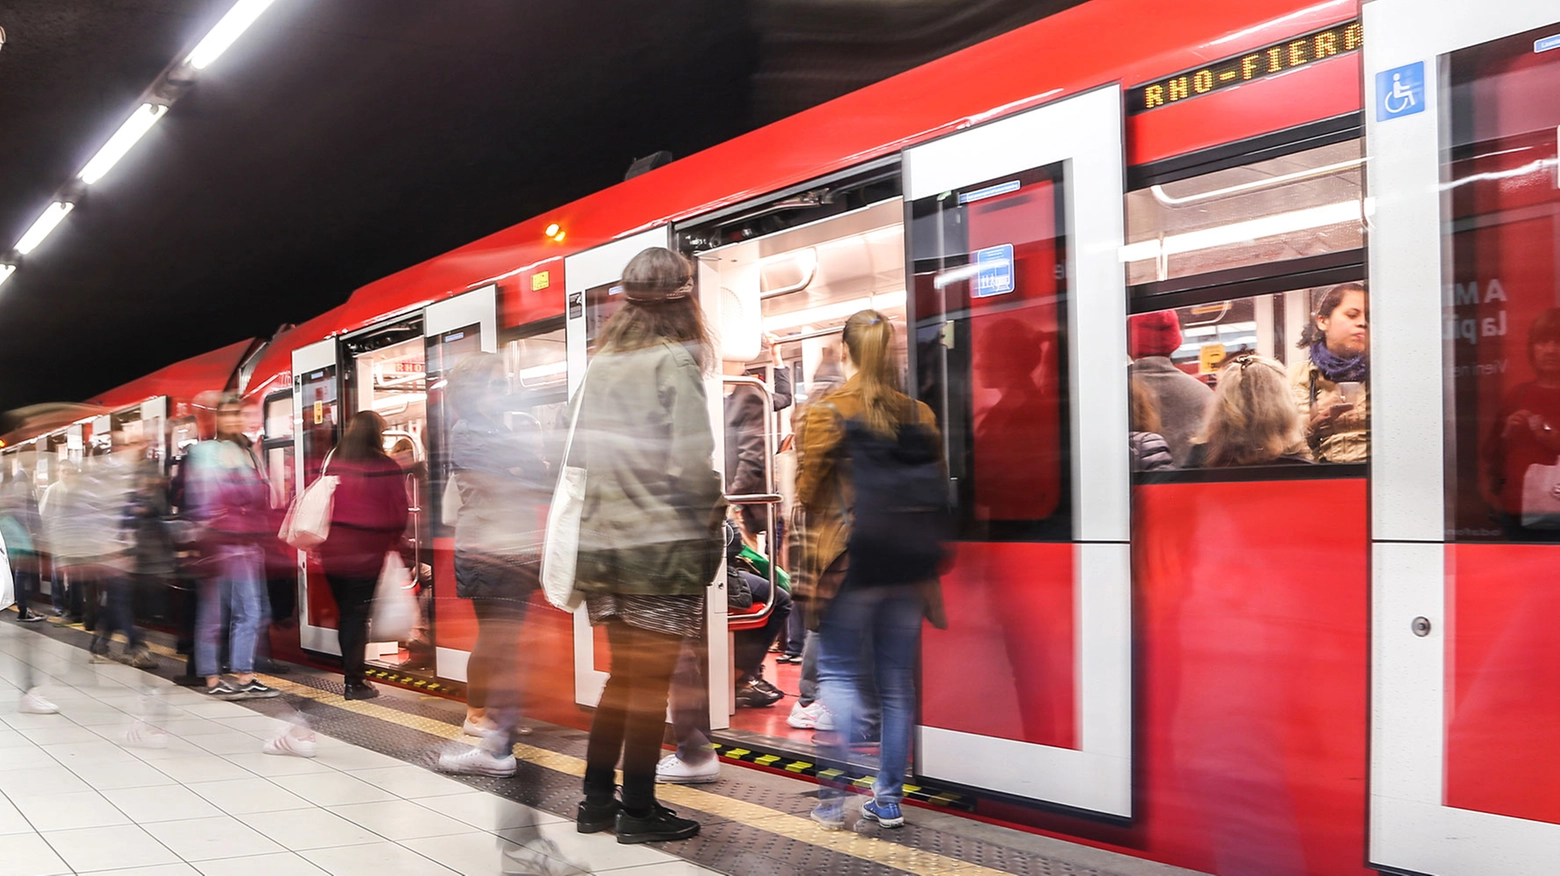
1376, 62, 1425, 121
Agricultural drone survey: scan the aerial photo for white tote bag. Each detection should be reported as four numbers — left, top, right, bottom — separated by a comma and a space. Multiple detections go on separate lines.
369, 552, 418, 642
281, 455, 339, 550
540, 371, 591, 611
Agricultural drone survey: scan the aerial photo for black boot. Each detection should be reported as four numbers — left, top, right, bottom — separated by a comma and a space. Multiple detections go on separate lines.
614, 803, 700, 844
576, 798, 622, 834
343, 679, 378, 700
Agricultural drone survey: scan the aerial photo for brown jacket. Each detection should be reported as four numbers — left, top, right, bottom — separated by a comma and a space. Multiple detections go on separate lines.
793, 374, 947, 630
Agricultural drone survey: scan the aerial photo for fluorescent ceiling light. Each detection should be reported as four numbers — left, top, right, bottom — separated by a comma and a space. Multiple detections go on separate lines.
519, 360, 568, 384
763, 290, 908, 333
78, 104, 169, 185
0, 265, 14, 290
1120, 199, 1363, 263
15, 202, 74, 255
187, 0, 276, 70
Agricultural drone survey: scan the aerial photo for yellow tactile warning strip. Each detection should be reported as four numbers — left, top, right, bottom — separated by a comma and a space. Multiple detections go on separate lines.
130, 638, 1016, 876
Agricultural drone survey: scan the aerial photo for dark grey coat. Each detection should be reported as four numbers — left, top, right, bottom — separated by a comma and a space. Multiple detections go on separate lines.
1128, 356, 1214, 467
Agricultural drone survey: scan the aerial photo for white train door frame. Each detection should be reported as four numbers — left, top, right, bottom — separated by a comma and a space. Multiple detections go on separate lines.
561, 226, 738, 718
423, 285, 499, 683
293, 337, 341, 655
1367, 2, 1560, 873
902, 85, 1133, 817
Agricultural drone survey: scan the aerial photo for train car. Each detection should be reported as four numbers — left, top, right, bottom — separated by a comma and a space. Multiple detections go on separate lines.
179, 0, 1557, 874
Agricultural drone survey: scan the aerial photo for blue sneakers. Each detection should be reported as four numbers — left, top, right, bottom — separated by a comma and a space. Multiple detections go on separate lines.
861, 799, 904, 828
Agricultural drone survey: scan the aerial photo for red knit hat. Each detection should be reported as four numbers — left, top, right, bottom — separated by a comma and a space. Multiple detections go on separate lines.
1128, 310, 1183, 358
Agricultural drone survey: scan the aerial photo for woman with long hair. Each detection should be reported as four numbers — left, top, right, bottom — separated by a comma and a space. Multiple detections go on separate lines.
436, 352, 547, 776
318, 410, 409, 700
1188, 355, 1311, 467
795, 309, 946, 831
571, 246, 723, 843
1291, 282, 1369, 462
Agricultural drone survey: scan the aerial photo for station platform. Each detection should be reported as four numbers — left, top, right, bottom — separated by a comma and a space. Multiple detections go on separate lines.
0, 617, 1207, 876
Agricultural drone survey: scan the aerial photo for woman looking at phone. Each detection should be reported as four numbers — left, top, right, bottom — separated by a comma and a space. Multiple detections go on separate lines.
1290, 282, 1369, 463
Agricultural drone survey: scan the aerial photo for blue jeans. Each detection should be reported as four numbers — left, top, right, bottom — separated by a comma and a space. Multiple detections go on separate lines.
816, 584, 923, 807
196, 546, 264, 678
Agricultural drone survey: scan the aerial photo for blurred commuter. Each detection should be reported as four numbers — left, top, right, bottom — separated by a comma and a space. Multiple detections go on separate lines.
388, 435, 435, 672
798, 309, 947, 831
186, 394, 279, 698
1481, 308, 1560, 536
437, 353, 546, 777
1, 467, 46, 623
319, 411, 409, 700
1291, 282, 1369, 462
572, 247, 722, 844
1129, 379, 1174, 472
90, 437, 155, 667
1128, 310, 1212, 466
1188, 356, 1311, 468
40, 462, 97, 629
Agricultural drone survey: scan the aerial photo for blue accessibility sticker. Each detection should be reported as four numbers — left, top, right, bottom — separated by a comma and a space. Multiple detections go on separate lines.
1376, 62, 1425, 122
972, 244, 1015, 298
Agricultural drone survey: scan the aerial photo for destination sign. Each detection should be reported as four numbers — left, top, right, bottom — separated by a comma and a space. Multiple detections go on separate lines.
1128, 20, 1362, 115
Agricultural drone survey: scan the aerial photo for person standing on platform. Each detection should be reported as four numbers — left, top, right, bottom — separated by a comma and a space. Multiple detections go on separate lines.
571, 247, 724, 844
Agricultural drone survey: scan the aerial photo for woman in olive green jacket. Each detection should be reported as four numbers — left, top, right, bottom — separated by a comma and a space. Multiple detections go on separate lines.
572, 247, 724, 845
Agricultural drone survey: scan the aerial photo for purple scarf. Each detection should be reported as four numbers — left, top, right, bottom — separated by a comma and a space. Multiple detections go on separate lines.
1310, 341, 1368, 384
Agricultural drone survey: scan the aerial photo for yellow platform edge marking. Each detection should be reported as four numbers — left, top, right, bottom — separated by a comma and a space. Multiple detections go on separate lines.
134, 641, 1008, 876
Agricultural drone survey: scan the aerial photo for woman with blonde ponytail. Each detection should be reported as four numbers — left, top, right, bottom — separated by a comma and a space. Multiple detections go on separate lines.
794, 309, 946, 831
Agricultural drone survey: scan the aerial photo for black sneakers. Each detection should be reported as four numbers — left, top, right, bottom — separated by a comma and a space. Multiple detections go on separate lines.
344, 680, 379, 701
734, 676, 784, 708
576, 798, 622, 834
614, 803, 700, 844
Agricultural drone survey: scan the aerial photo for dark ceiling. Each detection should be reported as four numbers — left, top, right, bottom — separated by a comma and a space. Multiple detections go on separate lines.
0, 0, 1080, 413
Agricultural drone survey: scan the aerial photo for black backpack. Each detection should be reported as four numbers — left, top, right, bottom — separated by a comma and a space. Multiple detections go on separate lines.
840, 404, 951, 587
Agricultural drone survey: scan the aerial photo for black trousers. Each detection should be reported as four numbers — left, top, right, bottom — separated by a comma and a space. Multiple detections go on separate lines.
326, 574, 376, 684
584, 620, 683, 813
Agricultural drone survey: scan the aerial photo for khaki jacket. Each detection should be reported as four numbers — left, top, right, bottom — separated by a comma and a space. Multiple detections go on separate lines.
793, 375, 947, 629
1289, 359, 1369, 464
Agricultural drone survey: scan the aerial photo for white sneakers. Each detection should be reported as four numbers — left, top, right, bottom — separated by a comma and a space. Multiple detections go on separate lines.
787, 700, 834, 730
263, 724, 318, 758
655, 752, 720, 784
438, 745, 518, 777
463, 717, 533, 739
18, 690, 58, 715
121, 720, 170, 749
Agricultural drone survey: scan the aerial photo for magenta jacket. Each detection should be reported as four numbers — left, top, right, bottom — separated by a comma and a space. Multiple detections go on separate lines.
319, 455, 410, 580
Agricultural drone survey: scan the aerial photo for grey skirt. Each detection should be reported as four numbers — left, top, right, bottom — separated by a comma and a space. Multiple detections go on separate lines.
585, 592, 704, 639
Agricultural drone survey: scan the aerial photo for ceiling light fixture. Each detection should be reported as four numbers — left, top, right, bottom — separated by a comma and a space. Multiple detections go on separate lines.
14, 202, 75, 256
78, 104, 169, 185
186, 0, 276, 70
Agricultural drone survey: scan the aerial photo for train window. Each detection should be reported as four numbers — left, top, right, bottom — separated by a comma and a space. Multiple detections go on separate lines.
263, 395, 292, 439
912, 164, 1070, 540
502, 324, 569, 455
1123, 139, 1364, 286
1130, 282, 1368, 473
298, 365, 338, 484
1441, 23, 1560, 543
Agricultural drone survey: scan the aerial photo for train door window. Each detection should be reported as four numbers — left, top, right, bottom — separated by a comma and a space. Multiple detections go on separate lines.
298, 364, 339, 484
583, 281, 626, 357
1124, 140, 1364, 286
912, 165, 1071, 540
261, 391, 295, 512
425, 322, 483, 537
504, 321, 568, 435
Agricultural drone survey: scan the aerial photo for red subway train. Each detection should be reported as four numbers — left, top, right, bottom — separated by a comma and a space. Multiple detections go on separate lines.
6, 1, 1558, 874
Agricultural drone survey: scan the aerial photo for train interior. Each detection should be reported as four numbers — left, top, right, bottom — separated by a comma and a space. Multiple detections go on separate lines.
349, 332, 430, 672
696, 197, 908, 759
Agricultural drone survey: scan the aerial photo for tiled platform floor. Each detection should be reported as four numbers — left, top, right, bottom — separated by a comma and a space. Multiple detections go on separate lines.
0, 623, 714, 876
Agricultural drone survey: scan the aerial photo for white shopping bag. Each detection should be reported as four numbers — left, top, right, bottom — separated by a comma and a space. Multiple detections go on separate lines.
369, 552, 417, 642
281, 471, 338, 550
540, 370, 590, 612
0, 530, 13, 611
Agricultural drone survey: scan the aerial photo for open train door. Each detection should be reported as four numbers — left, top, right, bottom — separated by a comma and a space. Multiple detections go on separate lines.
293, 337, 342, 654
903, 85, 1131, 816
1367, 2, 1560, 874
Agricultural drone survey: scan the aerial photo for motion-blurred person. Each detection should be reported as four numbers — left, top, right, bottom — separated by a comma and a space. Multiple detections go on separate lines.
40, 461, 96, 629
1481, 308, 1560, 537
798, 310, 946, 831
572, 247, 722, 843
89, 436, 155, 667
1129, 379, 1175, 472
1187, 356, 1311, 468
387, 435, 434, 672
318, 411, 409, 701
436, 353, 546, 777
1128, 310, 1212, 466
186, 394, 279, 698
1, 466, 46, 623
1291, 282, 1369, 462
